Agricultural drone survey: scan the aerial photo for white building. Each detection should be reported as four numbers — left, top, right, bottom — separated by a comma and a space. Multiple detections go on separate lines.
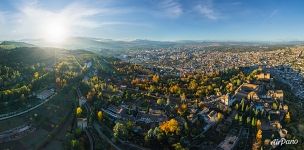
77, 118, 88, 130
36, 89, 55, 100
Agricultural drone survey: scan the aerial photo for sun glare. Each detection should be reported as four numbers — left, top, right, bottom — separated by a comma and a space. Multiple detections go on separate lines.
44, 20, 68, 43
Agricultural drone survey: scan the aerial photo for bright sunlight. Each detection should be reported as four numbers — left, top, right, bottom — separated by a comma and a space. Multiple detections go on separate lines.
44, 19, 68, 43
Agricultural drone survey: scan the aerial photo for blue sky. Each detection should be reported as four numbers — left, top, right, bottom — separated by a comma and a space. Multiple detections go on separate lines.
0, 0, 303, 41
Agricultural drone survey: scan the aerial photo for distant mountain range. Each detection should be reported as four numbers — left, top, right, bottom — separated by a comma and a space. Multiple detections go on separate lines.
0, 41, 35, 49
20, 37, 179, 50
2, 37, 304, 51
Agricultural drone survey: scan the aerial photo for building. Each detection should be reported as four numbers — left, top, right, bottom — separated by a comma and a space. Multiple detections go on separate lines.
247, 91, 259, 101
216, 136, 239, 150
220, 94, 236, 106
36, 89, 55, 100
102, 105, 123, 121
77, 118, 88, 130
256, 73, 271, 80
235, 83, 260, 100
78, 96, 86, 107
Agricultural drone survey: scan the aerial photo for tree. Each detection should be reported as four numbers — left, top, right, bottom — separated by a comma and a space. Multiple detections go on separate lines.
256, 119, 261, 129
285, 112, 291, 123
255, 109, 259, 116
256, 129, 262, 142
170, 85, 180, 94
145, 129, 153, 144
189, 80, 198, 90
283, 105, 289, 111
172, 143, 186, 150
241, 99, 245, 111
152, 74, 160, 83
235, 103, 239, 110
251, 117, 256, 127
34, 72, 39, 79
180, 93, 186, 102
246, 117, 251, 124
113, 122, 128, 140
234, 113, 239, 121
157, 98, 165, 105
272, 102, 278, 110
217, 112, 223, 121
76, 107, 82, 116
71, 139, 79, 149
245, 105, 250, 112
239, 115, 243, 124
97, 111, 103, 121
153, 127, 165, 141
177, 104, 187, 116
160, 119, 180, 135
87, 91, 93, 101
56, 77, 61, 87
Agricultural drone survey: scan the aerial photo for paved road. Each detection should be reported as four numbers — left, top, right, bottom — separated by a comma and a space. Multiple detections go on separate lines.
84, 128, 94, 150
93, 122, 121, 150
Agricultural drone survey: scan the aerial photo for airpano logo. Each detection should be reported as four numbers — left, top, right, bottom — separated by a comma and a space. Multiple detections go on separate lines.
270, 138, 298, 146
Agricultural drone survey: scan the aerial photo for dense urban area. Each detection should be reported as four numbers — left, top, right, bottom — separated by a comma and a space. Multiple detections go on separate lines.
0, 41, 304, 150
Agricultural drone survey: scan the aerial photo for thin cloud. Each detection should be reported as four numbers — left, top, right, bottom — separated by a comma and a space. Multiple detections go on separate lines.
0, 11, 4, 24
2, 1, 137, 39
98, 21, 152, 28
158, 0, 183, 18
0, 12, 3, 33
269, 9, 278, 18
195, 0, 218, 20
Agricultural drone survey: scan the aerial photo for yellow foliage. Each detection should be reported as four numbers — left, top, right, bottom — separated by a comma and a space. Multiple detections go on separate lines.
177, 104, 187, 116
285, 112, 291, 123
131, 78, 140, 85
256, 129, 262, 142
160, 119, 180, 134
181, 103, 187, 110
76, 107, 82, 116
217, 112, 223, 121
34, 72, 39, 79
97, 111, 103, 121
285, 112, 290, 119
189, 80, 198, 90
152, 74, 160, 83
180, 93, 186, 101
169, 85, 180, 94
256, 119, 262, 129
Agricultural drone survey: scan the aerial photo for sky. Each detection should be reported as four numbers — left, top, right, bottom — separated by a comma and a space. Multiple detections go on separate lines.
0, 0, 304, 41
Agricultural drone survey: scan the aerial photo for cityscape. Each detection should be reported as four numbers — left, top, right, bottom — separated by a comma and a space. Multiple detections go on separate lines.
0, 0, 304, 150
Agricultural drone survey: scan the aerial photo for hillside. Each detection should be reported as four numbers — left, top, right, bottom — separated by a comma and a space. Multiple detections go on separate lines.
0, 41, 35, 49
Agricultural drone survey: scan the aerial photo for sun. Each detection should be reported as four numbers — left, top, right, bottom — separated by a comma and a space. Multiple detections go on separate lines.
44, 19, 68, 43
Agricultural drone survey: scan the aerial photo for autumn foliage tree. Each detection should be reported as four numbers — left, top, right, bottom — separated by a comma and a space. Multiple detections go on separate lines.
177, 103, 188, 116
76, 107, 82, 117
256, 119, 261, 129
160, 119, 180, 135
285, 112, 291, 123
152, 74, 160, 83
256, 129, 262, 142
97, 111, 103, 121
34, 72, 39, 79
